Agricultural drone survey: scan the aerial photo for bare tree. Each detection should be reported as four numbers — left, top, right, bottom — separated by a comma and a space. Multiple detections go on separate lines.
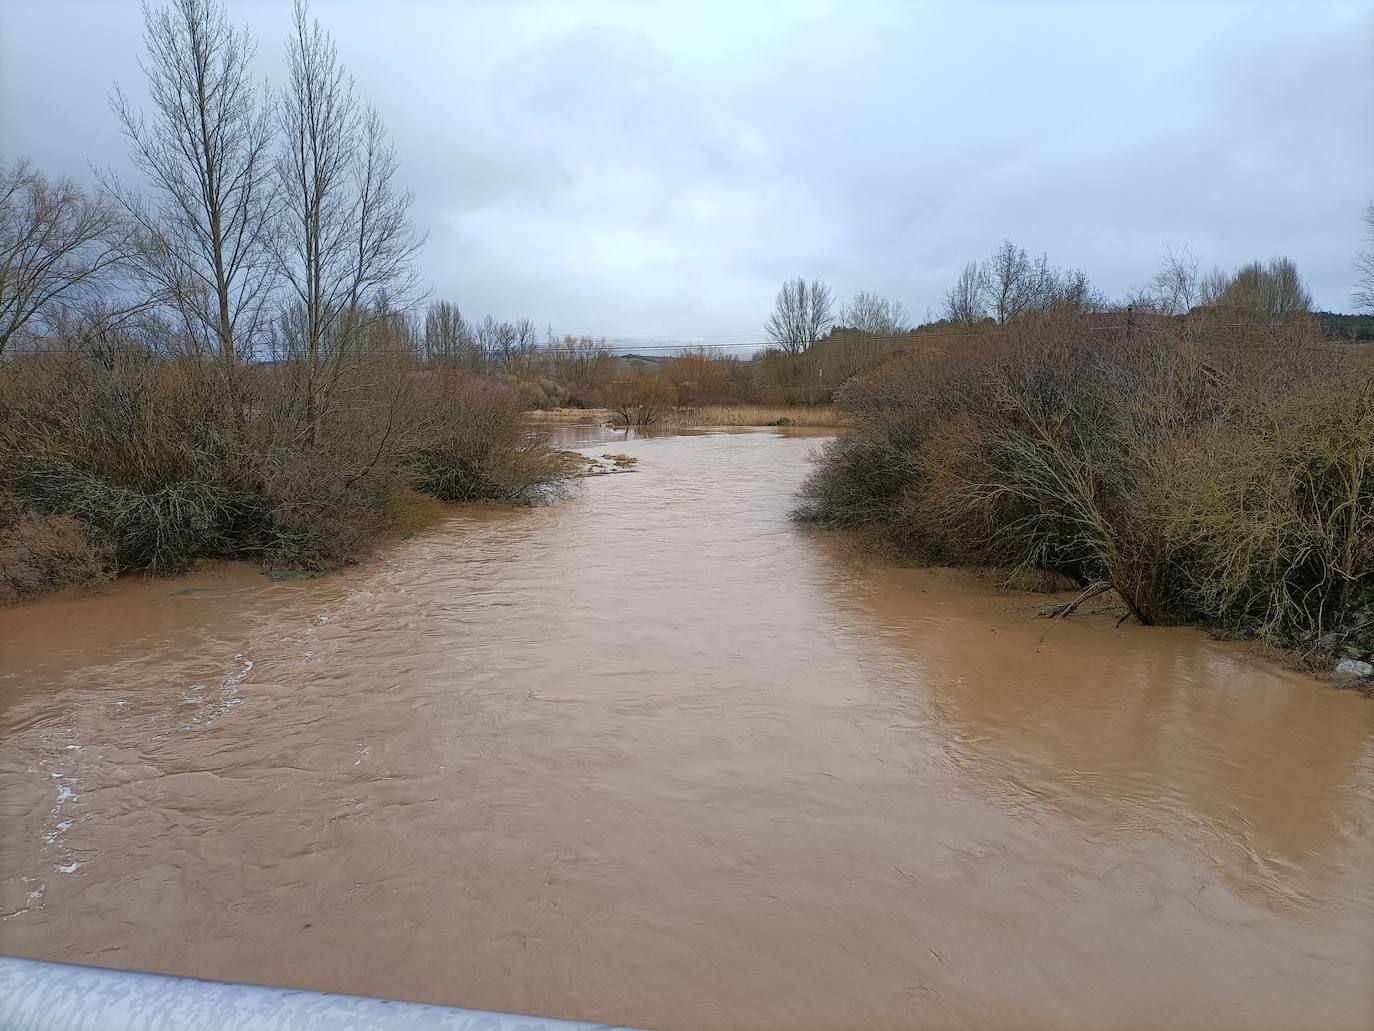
1049, 267, 1099, 312
840, 290, 910, 336
1198, 265, 1230, 307
107, 0, 277, 367
423, 299, 473, 365
549, 334, 615, 388
943, 260, 987, 324
473, 314, 537, 368
473, 314, 510, 367
348, 106, 423, 317
984, 239, 1056, 325
275, 0, 423, 440
764, 277, 834, 355
510, 317, 539, 364
1355, 203, 1374, 313
473, 314, 502, 364
1219, 257, 1312, 327
1148, 245, 1200, 316
0, 160, 130, 356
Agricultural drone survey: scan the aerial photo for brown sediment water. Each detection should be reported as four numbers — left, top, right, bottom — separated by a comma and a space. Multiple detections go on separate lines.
2, 427, 1372, 1030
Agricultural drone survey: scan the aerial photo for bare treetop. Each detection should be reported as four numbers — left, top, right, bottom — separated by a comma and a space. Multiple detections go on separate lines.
107, 0, 277, 364
765, 277, 834, 355
1355, 203, 1374, 314
942, 261, 987, 325
841, 291, 910, 336
942, 240, 1100, 326
1148, 245, 1200, 316
1218, 257, 1312, 326
273, 0, 424, 439
0, 159, 129, 356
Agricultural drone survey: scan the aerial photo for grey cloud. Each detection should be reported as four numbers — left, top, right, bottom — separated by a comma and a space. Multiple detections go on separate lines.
2, 0, 1370, 344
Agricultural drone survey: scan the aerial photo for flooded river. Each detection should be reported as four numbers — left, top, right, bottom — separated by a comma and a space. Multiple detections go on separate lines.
2, 427, 1372, 1030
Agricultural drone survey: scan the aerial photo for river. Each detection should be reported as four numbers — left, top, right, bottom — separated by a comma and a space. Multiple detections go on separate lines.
2, 426, 1372, 1030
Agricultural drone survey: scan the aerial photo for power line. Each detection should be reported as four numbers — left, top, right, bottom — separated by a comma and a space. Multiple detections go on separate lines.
6, 322, 1371, 359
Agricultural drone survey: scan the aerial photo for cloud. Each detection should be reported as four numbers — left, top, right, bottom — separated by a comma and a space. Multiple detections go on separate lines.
2, 0, 1370, 342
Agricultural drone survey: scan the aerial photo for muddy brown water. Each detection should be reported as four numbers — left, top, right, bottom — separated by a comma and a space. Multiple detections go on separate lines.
2, 426, 1373, 1030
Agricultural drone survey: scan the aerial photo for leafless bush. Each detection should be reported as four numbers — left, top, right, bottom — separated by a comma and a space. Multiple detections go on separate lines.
797, 306, 1374, 650
602, 368, 679, 426
545, 335, 616, 390
1160, 371, 1374, 650
410, 373, 576, 503
2, 340, 249, 556
500, 374, 569, 411
0, 500, 114, 605
0, 332, 579, 598
840, 292, 910, 336
258, 447, 383, 572
664, 346, 731, 405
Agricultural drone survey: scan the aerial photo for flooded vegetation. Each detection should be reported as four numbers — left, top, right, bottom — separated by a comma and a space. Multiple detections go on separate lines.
3, 430, 1372, 1030
4, 1, 1374, 1027
796, 302, 1374, 668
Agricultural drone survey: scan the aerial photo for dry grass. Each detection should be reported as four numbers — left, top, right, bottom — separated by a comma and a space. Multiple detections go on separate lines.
524, 404, 844, 429
523, 407, 613, 423
663, 404, 845, 428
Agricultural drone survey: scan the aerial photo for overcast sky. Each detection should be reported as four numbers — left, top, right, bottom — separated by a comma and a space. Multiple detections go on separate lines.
2, 0, 1371, 346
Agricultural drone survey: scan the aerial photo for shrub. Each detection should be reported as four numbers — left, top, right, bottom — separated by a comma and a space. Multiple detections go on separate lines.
501, 374, 570, 411
411, 374, 576, 503
257, 449, 383, 573
602, 369, 679, 426
796, 307, 1374, 650
1, 345, 258, 573
0, 337, 580, 602
0, 502, 114, 605
1160, 381, 1374, 650
665, 348, 729, 405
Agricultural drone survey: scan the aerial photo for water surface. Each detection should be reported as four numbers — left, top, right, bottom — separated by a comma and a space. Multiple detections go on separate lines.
2, 429, 1372, 1030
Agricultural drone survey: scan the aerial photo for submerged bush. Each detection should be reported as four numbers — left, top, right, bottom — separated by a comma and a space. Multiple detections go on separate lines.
0, 337, 579, 601
796, 308, 1374, 653
412, 375, 577, 502
0, 501, 114, 605
1160, 383, 1374, 649
258, 449, 384, 573
602, 368, 679, 426
1, 345, 259, 573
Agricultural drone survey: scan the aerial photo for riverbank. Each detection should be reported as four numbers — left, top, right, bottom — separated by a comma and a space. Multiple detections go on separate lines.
0, 350, 583, 607
795, 309, 1374, 672
4, 390, 839, 609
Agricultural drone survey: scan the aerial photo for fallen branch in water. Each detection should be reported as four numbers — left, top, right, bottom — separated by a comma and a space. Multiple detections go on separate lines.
1038, 581, 1114, 642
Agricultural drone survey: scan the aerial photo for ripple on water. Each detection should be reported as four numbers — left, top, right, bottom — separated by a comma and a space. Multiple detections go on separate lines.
0, 429, 1372, 1031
